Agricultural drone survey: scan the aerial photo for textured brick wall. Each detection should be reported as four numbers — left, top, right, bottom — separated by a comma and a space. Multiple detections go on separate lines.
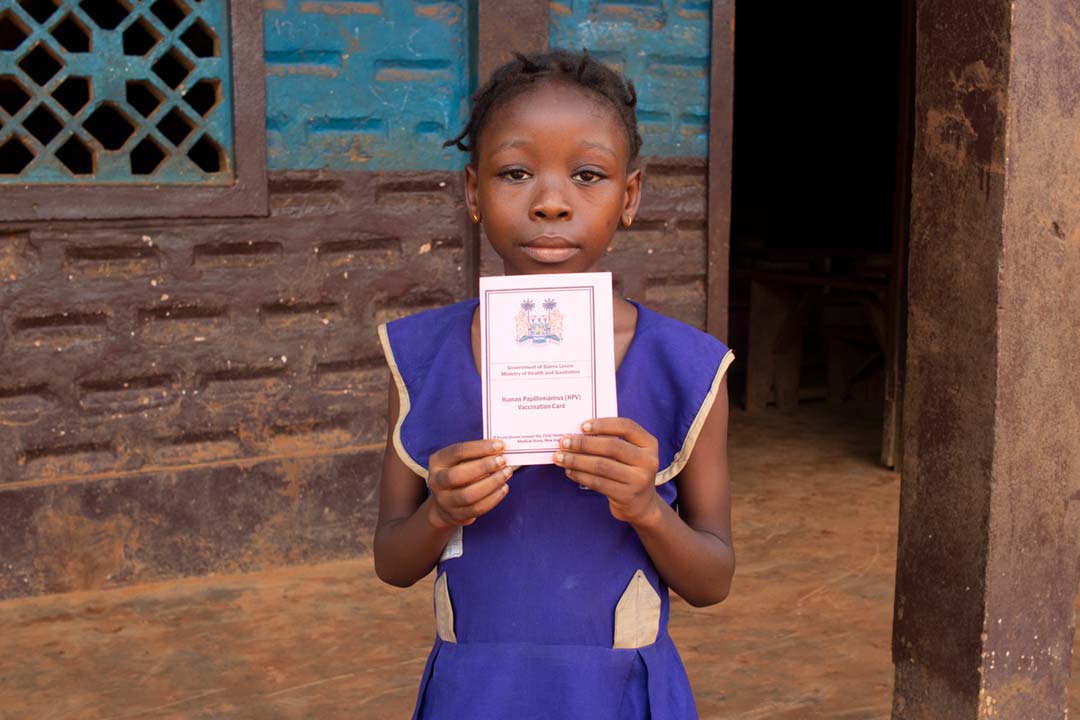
0, 172, 469, 599
1, 3, 717, 599
264, 0, 471, 171
551, 0, 712, 158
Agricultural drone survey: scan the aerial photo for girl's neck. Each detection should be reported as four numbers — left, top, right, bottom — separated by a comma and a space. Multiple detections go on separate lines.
612, 295, 638, 371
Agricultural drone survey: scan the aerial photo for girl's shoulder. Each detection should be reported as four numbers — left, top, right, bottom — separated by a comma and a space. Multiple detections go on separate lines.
378, 298, 477, 368
378, 299, 480, 476
380, 298, 477, 338
620, 302, 734, 485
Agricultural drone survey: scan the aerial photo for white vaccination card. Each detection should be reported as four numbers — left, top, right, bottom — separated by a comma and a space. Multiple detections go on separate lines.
479, 272, 618, 465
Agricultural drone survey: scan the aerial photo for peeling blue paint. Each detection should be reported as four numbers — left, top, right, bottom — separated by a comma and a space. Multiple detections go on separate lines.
262, 0, 710, 171
308, 116, 387, 133
551, 0, 711, 157
264, 0, 470, 171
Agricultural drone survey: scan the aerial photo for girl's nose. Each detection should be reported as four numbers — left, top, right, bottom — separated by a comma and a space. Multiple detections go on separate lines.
530, 182, 572, 220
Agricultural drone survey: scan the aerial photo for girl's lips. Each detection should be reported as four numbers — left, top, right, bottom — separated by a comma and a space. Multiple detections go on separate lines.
520, 236, 579, 264
520, 245, 581, 263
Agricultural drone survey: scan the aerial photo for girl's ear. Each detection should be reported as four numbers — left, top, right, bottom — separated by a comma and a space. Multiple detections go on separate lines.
464, 164, 480, 221
623, 167, 643, 223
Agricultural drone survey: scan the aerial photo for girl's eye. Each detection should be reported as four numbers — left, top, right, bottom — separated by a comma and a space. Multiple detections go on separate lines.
573, 170, 605, 184
499, 168, 530, 181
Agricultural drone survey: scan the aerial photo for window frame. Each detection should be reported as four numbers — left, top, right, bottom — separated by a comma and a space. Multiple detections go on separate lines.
0, 0, 266, 221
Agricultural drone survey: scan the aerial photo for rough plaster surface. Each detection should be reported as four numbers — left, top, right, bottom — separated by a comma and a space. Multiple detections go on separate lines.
894, 0, 1010, 707
894, 0, 1080, 717
979, 0, 1080, 716
0, 169, 470, 599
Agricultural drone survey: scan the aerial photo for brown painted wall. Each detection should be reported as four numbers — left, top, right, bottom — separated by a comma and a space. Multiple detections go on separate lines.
0, 158, 708, 599
0, 170, 469, 599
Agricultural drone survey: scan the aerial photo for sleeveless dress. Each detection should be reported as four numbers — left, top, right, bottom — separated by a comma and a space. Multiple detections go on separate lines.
378, 298, 734, 720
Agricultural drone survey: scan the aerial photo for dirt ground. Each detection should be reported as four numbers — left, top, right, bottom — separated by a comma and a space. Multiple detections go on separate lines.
1, 405, 1076, 719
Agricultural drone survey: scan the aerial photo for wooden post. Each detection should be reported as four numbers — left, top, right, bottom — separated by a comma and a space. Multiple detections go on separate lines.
880, 0, 915, 470
893, 0, 1080, 716
706, 0, 735, 343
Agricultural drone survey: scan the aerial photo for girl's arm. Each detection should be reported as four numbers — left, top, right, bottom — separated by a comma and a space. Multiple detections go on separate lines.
373, 384, 512, 587
553, 378, 735, 607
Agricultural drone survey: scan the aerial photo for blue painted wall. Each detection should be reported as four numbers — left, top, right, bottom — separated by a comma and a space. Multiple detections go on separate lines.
263, 0, 471, 171
551, 1, 712, 158
263, 0, 711, 171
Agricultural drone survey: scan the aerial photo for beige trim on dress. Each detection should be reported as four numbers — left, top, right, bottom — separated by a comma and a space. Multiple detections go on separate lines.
378, 323, 429, 480
613, 569, 661, 649
654, 349, 735, 486
434, 572, 457, 643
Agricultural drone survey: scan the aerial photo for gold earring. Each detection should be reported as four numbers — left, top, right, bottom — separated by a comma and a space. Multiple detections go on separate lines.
472, 212, 481, 224
623, 215, 633, 229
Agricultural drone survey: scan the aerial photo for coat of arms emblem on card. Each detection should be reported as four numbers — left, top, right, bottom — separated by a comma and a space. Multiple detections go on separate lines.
515, 298, 564, 344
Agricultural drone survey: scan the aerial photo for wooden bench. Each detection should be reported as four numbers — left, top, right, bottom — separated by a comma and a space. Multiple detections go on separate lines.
736, 266, 890, 413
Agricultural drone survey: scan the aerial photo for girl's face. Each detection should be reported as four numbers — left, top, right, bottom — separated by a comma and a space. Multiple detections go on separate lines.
465, 80, 642, 276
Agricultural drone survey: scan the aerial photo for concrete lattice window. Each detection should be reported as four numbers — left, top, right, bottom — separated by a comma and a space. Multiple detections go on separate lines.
0, 0, 265, 220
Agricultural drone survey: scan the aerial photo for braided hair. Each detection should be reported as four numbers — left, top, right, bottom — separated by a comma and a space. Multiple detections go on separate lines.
444, 48, 643, 165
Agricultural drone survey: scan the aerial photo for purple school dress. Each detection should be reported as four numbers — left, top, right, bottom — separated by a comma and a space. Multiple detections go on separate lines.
378, 298, 734, 720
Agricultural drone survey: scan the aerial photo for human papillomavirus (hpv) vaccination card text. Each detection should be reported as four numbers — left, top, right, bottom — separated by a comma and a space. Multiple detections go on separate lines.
480, 272, 618, 465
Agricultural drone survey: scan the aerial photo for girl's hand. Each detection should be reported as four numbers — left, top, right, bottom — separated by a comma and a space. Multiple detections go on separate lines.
553, 418, 661, 527
427, 440, 513, 529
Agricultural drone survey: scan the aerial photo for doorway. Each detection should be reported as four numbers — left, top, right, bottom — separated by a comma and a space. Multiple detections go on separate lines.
700, 1, 916, 714
727, 1, 912, 470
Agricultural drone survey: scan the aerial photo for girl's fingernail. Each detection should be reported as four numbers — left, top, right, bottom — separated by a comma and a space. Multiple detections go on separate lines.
502, 485, 509, 495
502, 467, 512, 478
492, 440, 504, 451
554, 452, 565, 463
496, 455, 506, 467
560, 437, 571, 449
581, 422, 592, 432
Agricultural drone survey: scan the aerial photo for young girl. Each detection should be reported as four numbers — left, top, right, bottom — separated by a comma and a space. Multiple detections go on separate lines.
375, 49, 735, 720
